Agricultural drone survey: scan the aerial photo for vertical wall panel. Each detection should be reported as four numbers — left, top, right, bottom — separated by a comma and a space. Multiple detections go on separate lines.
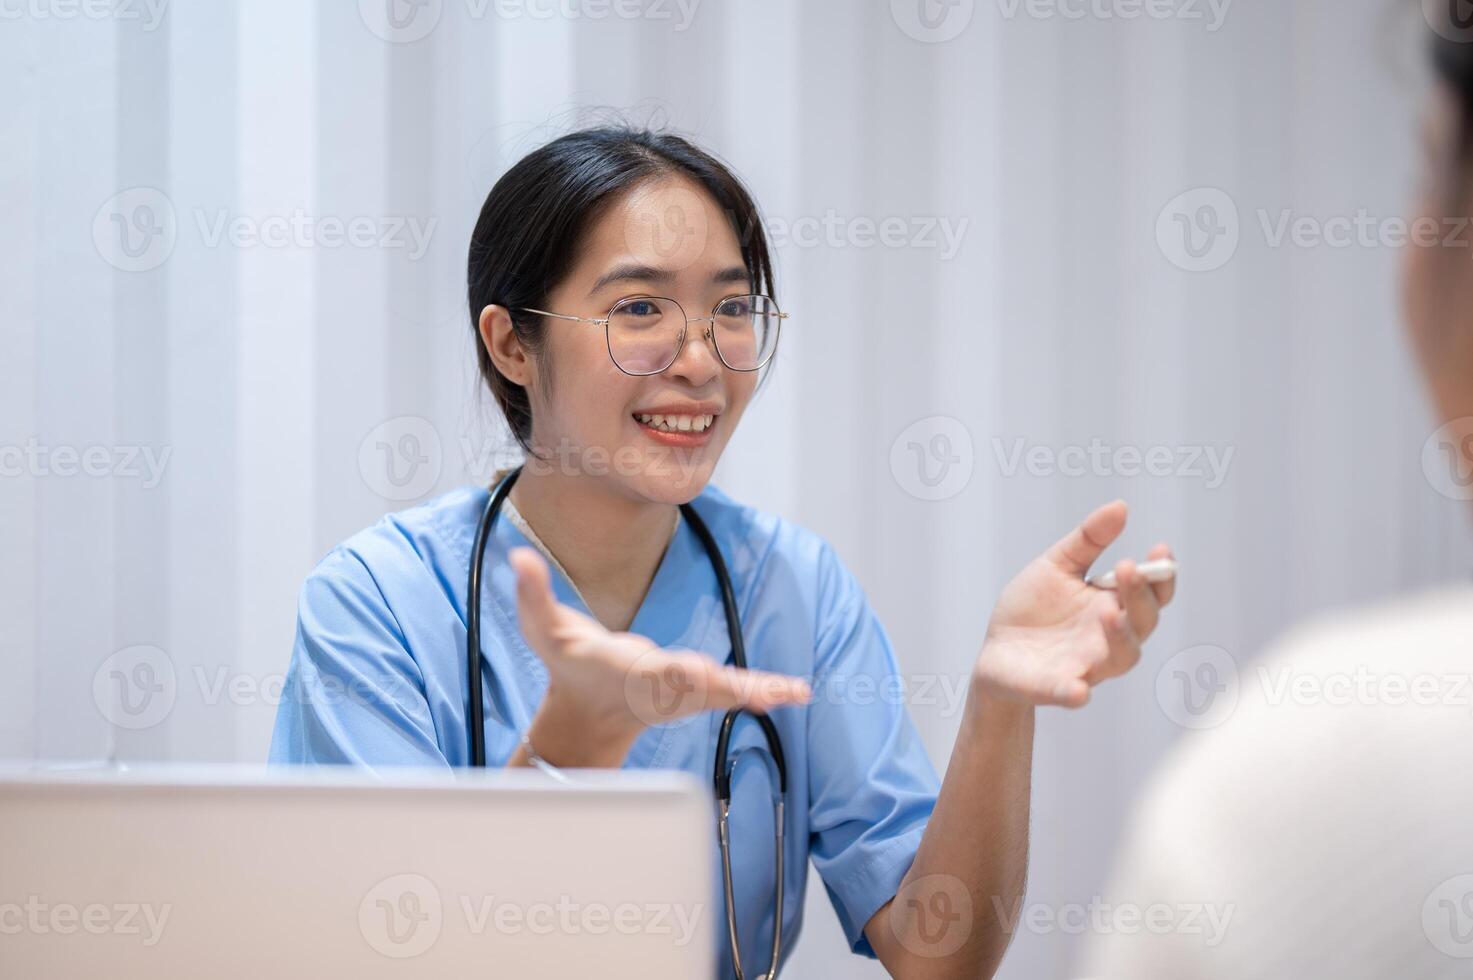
236, 0, 318, 760
167, 0, 241, 762
0, 19, 40, 760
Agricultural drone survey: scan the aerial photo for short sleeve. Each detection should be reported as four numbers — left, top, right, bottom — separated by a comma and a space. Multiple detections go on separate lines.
805, 541, 941, 958
268, 549, 448, 767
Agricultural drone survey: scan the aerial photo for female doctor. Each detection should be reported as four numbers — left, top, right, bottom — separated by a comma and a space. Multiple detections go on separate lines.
269, 127, 1175, 980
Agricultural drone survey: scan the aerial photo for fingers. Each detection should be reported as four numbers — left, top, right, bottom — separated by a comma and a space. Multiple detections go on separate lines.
509, 546, 578, 648
978, 646, 1092, 708
1146, 542, 1176, 606
1113, 559, 1162, 639
701, 659, 813, 714
1045, 500, 1128, 576
1085, 601, 1142, 685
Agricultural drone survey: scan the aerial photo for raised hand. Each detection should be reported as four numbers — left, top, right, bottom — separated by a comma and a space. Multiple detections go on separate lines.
972, 501, 1175, 708
508, 546, 811, 767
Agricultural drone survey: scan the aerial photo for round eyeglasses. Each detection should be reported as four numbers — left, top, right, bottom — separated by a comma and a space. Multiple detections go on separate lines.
515, 294, 786, 377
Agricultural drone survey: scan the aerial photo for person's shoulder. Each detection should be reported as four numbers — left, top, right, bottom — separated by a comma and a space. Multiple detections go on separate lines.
1136, 583, 1473, 821
303, 485, 486, 597
691, 483, 867, 630
1261, 583, 1473, 676
691, 481, 838, 578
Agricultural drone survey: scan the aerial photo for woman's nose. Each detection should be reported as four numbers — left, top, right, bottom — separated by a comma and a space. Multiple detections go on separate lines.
665, 323, 722, 385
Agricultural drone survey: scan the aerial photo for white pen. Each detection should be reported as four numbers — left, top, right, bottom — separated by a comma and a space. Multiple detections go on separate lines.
1086, 557, 1178, 590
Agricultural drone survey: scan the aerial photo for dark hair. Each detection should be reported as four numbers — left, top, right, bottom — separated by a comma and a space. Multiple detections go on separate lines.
1431, 10, 1473, 160
466, 126, 777, 456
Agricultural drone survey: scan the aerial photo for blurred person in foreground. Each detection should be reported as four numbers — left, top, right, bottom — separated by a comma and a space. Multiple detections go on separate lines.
1080, 10, 1473, 980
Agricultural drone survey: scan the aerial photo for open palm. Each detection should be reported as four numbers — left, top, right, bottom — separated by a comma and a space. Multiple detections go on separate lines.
974, 501, 1175, 708
509, 546, 812, 738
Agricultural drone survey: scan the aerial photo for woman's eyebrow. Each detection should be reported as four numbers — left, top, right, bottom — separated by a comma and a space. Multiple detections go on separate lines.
588, 263, 673, 295
588, 263, 752, 295
712, 266, 751, 285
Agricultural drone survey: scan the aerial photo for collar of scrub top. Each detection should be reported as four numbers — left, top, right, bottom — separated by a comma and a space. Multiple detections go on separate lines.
500, 495, 682, 617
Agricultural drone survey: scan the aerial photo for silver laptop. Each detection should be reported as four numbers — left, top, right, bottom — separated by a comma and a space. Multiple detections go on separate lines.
0, 765, 714, 978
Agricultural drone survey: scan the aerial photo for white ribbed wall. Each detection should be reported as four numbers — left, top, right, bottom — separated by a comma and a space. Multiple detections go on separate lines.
3, 2, 1467, 975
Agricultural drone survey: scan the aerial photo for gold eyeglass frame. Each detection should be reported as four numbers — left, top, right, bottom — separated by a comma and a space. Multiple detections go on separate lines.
514, 293, 787, 377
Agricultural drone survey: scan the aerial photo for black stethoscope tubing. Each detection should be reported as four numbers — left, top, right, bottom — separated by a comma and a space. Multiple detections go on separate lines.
464, 463, 788, 979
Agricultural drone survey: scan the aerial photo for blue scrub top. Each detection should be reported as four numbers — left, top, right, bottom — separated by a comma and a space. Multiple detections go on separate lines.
269, 481, 940, 976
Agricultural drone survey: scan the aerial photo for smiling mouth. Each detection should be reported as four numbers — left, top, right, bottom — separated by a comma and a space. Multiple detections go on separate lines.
632, 412, 717, 434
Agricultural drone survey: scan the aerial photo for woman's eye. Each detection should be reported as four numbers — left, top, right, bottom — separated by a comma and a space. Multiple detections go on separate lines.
717, 298, 750, 317
624, 300, 659, 317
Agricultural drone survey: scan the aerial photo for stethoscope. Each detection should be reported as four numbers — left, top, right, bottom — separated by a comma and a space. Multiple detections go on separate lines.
465, 464, 789, 980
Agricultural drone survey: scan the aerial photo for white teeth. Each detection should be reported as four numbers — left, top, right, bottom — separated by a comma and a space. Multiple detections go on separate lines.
635, 413, 715, 433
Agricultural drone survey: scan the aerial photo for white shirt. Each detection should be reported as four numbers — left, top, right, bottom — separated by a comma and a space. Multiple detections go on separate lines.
1081, 585, 1473, 979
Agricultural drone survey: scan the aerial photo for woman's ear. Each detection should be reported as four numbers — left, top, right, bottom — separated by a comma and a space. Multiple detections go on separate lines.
479, 304, 534, 387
